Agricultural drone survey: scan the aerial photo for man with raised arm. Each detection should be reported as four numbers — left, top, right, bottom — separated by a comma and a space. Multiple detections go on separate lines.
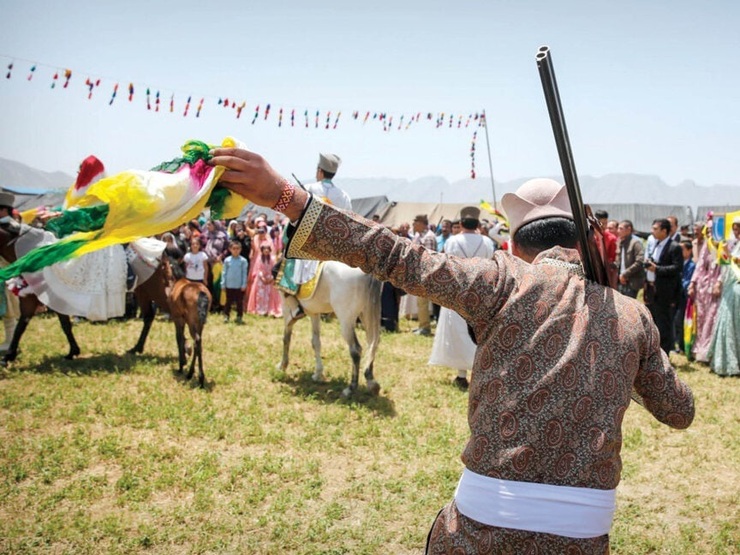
209, 147, 694, 554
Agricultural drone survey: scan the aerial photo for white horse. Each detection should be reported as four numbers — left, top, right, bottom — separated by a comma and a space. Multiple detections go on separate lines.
280, 261, 383, 398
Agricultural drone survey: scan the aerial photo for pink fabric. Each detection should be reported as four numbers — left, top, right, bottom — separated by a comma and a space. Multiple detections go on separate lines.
690, 241, 721, 361
246, 253, 282, 317
247, 235, 273, 297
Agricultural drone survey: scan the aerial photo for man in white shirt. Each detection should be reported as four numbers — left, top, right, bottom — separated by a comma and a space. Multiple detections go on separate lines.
279, 153, 351, 322
429, 206, 495, 388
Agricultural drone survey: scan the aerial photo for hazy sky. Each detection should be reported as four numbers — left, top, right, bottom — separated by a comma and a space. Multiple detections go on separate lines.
1, 0, 739, 190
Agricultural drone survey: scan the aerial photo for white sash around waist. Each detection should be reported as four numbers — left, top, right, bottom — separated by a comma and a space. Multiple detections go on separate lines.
454, 467, 616, 539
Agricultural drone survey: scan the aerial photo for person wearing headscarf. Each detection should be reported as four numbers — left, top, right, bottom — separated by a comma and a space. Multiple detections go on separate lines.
246, 241, 282, 318
707, 216, 740, 376
688, 220, 722, 362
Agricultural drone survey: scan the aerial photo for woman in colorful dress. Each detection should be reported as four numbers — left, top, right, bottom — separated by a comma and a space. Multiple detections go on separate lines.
246, 242, 282, 318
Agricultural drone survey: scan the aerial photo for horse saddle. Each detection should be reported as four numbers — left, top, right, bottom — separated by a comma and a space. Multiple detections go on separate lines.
296, 262, 325, 301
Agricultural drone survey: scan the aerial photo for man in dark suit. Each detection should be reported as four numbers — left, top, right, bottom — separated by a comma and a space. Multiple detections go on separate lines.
644, 218, 683, 354
616, 219, 645, 298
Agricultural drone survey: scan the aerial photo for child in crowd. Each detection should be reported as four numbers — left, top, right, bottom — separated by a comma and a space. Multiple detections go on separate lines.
183, 237, 209, 284
221, 240, 249, 324
247, 242, 282, 318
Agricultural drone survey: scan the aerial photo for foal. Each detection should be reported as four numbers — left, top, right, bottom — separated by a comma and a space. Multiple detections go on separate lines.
164, 257, 212, 387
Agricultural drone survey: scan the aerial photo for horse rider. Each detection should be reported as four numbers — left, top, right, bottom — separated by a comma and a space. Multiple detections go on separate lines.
278, 153, 351, 323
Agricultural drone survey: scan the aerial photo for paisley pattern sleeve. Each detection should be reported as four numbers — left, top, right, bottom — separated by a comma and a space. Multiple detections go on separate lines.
286, 197, 512, 332
633, 306, 695, 429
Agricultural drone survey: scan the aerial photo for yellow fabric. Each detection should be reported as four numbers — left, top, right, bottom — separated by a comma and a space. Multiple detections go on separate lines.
725, 210, 740, 240
60, 138, 247, 258
296, 261, 325, 301
19, 208, 38, 225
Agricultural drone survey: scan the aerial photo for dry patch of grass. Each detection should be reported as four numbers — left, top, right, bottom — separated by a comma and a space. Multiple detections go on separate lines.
0, 313, 738, 554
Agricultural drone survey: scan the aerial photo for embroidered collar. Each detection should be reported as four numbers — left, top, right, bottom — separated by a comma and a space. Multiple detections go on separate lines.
533, 247, 585, 278
539, 258, 585, 278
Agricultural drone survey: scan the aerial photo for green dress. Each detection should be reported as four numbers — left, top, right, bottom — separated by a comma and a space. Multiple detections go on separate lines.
708, 241, 740, 377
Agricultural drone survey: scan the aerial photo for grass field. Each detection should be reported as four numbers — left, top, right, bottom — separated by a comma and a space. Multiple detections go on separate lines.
0, 311, 738, 554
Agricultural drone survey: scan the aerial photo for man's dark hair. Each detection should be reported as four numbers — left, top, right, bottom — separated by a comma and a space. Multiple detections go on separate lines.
594, 210, 609, 220
461, 218, 479, 231
620, 219, 633, 230
653, 218, 671, 233
320, 169, 336, 179
680, 240, 693, 251
514, 217, 578, 258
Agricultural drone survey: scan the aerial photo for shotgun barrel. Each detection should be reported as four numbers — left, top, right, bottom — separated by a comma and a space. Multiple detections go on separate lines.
536, 46, 643, 405
536, 46, 606, 285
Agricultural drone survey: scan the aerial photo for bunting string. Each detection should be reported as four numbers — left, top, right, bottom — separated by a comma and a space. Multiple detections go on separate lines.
1, 53, 488, 178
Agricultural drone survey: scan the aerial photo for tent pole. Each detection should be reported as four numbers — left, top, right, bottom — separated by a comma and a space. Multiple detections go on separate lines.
482, 109, 497, 207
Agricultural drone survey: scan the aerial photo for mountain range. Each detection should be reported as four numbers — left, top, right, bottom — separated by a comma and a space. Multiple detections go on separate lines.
337, 175, 740, 211
2, 156, 738, 213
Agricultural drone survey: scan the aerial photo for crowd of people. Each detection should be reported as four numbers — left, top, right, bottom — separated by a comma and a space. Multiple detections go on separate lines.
388, 205, 739, 383
161, 210, 287, 322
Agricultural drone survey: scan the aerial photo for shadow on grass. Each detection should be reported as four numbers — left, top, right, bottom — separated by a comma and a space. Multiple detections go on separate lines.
171, 367, 216, 392
670, 352, 707, 373
5, 350, 178, 376
274, 368, 397, 417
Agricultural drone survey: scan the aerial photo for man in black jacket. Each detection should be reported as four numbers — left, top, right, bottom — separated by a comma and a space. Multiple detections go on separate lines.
644, 218, 683, 354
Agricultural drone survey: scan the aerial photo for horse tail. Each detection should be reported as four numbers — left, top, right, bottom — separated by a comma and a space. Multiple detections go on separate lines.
361, 276, 383, 350
197, 291, 209, 325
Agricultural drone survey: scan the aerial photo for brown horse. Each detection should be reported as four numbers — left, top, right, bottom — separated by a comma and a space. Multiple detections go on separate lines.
164, 259, 211, 387
0, 222, 169, 365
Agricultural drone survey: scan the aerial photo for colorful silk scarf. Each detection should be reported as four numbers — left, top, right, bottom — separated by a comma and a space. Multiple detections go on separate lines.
0, 138, 246, 281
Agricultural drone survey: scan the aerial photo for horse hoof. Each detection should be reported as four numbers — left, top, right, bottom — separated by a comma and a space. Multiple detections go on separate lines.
311, 372, 325, 383
367, 380, 381, 396
341, 387, 353, 399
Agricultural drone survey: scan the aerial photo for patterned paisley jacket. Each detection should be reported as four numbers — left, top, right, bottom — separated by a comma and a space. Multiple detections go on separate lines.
287, 198, 695, 553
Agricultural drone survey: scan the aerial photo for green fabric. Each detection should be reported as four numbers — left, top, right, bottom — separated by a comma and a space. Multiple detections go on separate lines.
278, 258, 299, 294
150, 140, 212, 172
0, 238, 89, 281
206, 187, 229, 219
46, 204, 110, 238
150, 139, 228, 219
707, 261, 740, 376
